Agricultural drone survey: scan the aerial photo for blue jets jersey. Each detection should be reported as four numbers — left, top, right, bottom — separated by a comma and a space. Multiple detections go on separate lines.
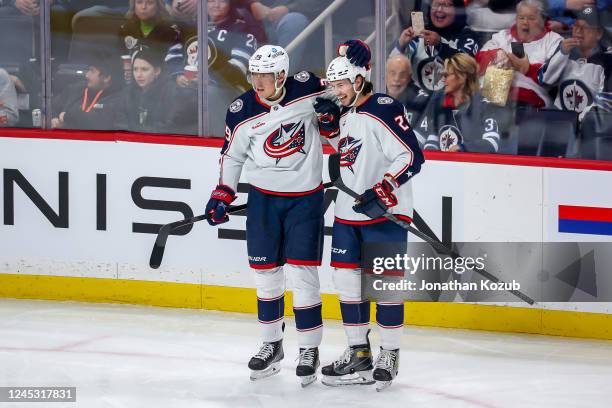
328, 93, 425, 223
219, 71, 327, 195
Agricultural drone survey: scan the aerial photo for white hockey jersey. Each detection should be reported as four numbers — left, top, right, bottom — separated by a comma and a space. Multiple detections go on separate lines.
328, 93, 425, 223
540, 47, 607, 113
219, 71, 326, 195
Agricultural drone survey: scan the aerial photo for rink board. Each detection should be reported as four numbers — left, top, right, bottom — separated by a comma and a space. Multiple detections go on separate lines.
2, 130, 612, 339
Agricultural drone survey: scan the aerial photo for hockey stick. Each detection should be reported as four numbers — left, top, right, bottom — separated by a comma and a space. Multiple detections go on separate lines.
149, 204, 248, 269
328, 153, 535, 305
149, 181, 337, 269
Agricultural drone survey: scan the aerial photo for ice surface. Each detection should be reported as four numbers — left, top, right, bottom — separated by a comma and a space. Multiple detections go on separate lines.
1, 299, 611, 408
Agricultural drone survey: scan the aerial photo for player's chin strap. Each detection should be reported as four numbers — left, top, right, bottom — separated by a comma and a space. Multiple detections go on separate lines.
257, 71, 287, 106
347, 76, 366, 108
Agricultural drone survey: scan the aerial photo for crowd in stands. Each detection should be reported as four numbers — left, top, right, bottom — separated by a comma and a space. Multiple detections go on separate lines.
387, 0, 611, 159
0, 0, 610, 160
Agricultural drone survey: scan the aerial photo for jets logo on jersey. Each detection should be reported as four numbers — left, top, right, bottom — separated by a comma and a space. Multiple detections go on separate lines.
417, 58, 444, 92
377, 96, 393, 105
263, 122, 306, 163
338, 136, 362, 172
560, 80, 592, 112
439, 125, 463, 151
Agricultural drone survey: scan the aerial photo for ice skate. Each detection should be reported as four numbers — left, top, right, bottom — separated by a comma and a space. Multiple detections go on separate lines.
321, 332, 374, 387
248, 339, 284, 381
373, 347, 399, 391
296, 347, 319, 387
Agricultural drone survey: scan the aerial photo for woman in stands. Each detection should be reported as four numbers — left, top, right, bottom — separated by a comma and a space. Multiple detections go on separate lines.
118, 0, 182, 69
416, 53, 508, 154
389, 0, 480, 94
117, 46, 181, 133
476, 0, 564, 108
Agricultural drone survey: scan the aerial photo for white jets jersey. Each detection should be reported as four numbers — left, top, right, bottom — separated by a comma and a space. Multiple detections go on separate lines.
328, 93, 425, 224
540, 47, 606, 113
219, 71, 326, 195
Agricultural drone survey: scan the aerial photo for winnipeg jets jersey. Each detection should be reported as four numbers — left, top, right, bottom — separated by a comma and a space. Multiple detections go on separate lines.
219, 71, 326, 194
328, 93, 425, 223
540, 46, 608, 113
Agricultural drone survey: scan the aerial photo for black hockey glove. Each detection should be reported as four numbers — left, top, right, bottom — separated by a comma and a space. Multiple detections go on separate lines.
314, 97, 340, 138
341, 39, 371, 68
353, 179, 398, 219
205, 184, 236, 226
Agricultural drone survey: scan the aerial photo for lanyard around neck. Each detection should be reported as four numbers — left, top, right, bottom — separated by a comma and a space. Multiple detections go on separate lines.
81, 88, 104, 113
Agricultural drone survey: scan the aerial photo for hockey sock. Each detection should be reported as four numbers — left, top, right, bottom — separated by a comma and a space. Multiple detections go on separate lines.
254, 267, 285, 342
285, 264, 323, 348
376, 302, 404, 350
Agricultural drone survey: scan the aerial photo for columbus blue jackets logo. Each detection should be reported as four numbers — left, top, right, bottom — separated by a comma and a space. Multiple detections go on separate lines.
338, 136, 362, 172
560, 80, 592, 112
263, 122, 306, 163
439, 125, 463, 151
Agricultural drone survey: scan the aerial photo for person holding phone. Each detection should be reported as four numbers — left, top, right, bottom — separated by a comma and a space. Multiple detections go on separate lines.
390, 0, 480, 94
476, 0, 566, 108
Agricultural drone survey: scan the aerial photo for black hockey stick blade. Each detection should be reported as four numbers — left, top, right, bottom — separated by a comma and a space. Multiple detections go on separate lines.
327, 153, 535, 305
149, 204, 248, 269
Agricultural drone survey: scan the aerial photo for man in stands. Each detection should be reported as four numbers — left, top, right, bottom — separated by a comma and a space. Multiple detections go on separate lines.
385, 54, 429, 126
540, 6, 611, 113
51, 57, 120, 130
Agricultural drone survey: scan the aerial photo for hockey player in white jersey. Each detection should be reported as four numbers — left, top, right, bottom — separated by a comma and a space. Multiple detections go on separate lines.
314, 55, 424, 390
204, 41, 371, 386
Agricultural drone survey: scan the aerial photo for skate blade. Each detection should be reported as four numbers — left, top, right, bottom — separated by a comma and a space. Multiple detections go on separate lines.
375, 380, 392, 392
250, 362, 281, 381
321, 372, 374, 387
300, 374, 317, 388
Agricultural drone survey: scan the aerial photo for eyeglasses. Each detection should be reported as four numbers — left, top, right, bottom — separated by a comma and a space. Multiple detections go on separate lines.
431, 2, 453, 10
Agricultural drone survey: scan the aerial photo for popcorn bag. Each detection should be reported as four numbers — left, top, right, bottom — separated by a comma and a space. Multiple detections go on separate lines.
481, 65, 514, 106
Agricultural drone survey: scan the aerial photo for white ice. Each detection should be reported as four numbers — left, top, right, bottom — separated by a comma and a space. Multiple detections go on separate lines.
1, 298, 612, 408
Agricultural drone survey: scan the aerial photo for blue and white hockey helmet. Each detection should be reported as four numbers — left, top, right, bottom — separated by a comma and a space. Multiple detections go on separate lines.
248, 45, 290, 77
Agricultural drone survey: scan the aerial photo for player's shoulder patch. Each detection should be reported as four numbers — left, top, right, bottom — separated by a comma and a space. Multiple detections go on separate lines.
229, 98, 243, 113
294, 71, 311, 82
377, 96, 394, 105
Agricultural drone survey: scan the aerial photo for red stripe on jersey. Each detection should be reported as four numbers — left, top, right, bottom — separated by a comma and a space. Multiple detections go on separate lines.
252, 183, 323, 196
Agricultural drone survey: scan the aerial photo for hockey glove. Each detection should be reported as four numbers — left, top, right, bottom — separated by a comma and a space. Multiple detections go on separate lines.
205, 184, 236, 226
314, 97, 340, 138
353, 179, 398, 219
340, 39, 371, 68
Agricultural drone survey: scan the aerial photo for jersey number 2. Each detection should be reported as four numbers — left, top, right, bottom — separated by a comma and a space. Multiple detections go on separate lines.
394, 114, 409, 131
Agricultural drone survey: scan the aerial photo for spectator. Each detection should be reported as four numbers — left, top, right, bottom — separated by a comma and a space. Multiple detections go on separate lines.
390, 0, 480, 94
467, 0, 519, 32
546, 0, 611, 34
118, 0, 182, 70
476, 0, 564, 108
541, 6, 611, 112
233, 0, 329, 69
0, 68, 19, 127
116, 46, 183, 133
385, 54, 429, 126
417, 53, 507, 153
51, 56, 120, 130
167, 0, 258, 92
